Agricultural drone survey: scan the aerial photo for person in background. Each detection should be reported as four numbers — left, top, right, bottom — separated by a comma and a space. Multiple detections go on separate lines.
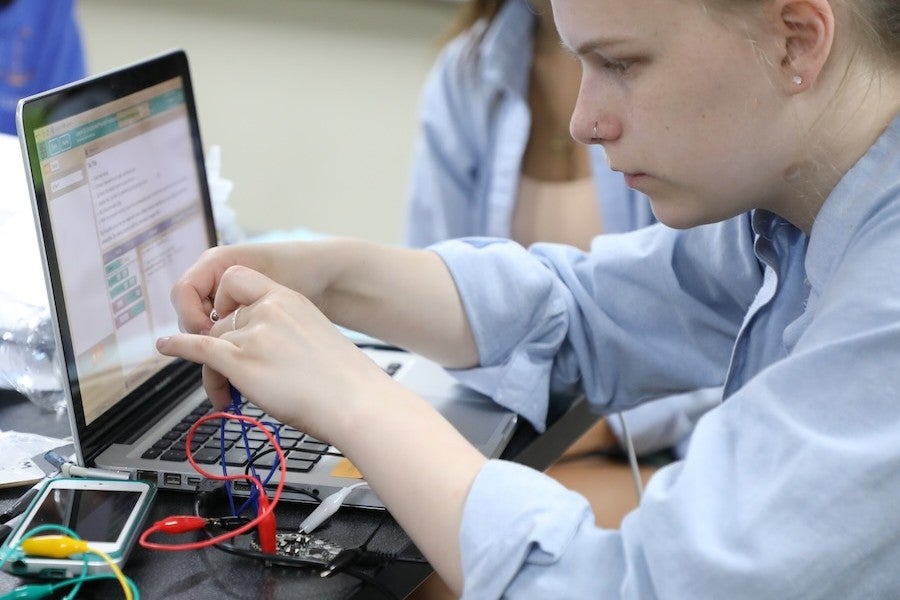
404, 0, 720, 543
406, 0, 652, 250
159, 0, 900, 596
0, 0, 85, 135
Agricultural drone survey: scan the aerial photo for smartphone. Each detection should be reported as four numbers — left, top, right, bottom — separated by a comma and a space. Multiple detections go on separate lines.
0, 477, 156, 579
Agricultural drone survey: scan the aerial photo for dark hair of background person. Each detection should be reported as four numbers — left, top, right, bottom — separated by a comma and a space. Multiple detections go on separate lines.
438, 0, 505, 47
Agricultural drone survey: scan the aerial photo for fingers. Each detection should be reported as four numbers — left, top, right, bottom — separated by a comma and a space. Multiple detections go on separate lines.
156, 334, 235, 407
202, 364, 234, 410
208, 266, 284, 337
171, 259, 220, 335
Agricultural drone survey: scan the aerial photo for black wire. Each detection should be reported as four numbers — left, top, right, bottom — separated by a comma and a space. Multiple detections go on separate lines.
340, 568, 401, 600
360, 510, 388, 549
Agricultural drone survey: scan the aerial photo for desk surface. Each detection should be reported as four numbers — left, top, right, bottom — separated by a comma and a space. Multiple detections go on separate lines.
0, 389, 592, 599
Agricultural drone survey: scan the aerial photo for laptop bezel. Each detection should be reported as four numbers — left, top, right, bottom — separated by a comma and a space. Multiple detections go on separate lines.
16, 49, 216, 466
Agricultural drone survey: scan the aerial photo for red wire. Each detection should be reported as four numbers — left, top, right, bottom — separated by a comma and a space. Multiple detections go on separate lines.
138, 411, 287, 551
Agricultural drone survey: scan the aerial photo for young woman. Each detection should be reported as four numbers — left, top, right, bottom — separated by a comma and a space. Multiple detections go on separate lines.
407, 0, 720, 502
158, 0, 900, 596
406, 0, 652, 250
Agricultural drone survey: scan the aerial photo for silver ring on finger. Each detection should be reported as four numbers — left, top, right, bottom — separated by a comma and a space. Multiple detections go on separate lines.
231, 306, 243, 332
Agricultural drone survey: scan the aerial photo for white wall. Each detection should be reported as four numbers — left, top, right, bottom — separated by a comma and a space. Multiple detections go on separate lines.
77, 0, 458, 243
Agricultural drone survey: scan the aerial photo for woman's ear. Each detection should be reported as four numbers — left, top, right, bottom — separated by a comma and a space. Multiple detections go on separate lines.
768, 0, 835, 94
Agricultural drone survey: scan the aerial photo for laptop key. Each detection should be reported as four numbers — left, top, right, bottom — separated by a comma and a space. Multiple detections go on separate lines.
212, 430, 242, 443
223, 447, 250, 467
285, 458, 315, 473
204, 438, 235, 451
278, 427, 304, 440
191, 448, 222, 465
296, 440, 329, 453
160, 449, 188, 462
287, 450, 321, 463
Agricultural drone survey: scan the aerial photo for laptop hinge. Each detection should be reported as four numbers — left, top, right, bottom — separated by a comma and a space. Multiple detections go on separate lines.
83, 361, 203, 464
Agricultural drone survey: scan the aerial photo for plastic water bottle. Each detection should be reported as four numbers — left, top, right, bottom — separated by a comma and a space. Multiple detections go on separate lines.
206, 145, 242, 245
0, 296, 65, 413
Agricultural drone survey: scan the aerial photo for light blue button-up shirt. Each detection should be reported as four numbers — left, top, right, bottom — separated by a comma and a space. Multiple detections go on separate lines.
432, 116, 900, 597
404, 0, 656, 244
406, 0, 717, 455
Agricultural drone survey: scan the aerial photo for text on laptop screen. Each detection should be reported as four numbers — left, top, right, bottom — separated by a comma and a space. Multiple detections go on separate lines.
34, 77, 210, 425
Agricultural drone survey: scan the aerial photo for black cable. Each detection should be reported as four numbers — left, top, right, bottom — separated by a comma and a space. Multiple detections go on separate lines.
340, 567, 401, 600
242, 447, 329, 503
360, 511, 388, 548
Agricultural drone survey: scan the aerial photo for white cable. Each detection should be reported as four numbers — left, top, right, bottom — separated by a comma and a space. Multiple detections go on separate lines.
298, 482, 369, 534
59, 462, 131, 481
616, 412, 644, 502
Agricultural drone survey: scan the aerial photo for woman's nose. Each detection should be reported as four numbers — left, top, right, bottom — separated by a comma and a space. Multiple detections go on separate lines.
570, 79, 622, 145
570, 112, 622, 145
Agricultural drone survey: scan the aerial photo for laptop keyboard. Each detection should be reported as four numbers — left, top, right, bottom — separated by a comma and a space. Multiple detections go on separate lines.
139, 399, 335, 474
139, 360, 403, 474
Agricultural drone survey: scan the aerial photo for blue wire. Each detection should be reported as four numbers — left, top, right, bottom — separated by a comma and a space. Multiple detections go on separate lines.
220, 385, 283, 517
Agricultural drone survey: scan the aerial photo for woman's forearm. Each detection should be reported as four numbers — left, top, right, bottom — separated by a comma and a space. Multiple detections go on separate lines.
332, 379, 485, 596
305, 238, 481, 369
185, 239, 480, 368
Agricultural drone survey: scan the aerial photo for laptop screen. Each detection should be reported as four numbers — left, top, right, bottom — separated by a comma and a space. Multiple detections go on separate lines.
18, 51, 215, 431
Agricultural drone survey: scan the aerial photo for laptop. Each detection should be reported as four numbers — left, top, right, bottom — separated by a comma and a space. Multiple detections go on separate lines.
16, 50, 517, 509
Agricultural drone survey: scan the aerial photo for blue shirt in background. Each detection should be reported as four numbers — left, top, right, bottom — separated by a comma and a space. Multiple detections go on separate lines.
405, 0, 655, 246
0, 0, 85, 135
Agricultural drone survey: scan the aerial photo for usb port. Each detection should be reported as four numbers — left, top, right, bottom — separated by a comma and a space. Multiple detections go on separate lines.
136, 470, 157, 483
187, 477, 201, 487
232, 480, 251, 492
163, 473, 181, 486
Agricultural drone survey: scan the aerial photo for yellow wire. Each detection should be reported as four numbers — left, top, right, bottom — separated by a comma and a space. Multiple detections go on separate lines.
83, 544, 133, 600
19, 535, 136, 600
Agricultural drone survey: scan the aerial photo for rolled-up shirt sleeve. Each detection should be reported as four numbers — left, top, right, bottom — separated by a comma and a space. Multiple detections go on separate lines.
430, 217, 758, 432
460, 460, 626, 599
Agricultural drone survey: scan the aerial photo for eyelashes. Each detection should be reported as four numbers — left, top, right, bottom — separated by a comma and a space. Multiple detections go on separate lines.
602, 58, 633, 74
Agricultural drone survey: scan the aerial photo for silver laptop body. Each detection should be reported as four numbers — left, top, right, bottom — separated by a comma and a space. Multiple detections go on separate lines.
16, 50, 516, 509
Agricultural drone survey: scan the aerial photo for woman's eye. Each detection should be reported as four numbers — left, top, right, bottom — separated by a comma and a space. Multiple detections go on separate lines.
602, 58, 631, 73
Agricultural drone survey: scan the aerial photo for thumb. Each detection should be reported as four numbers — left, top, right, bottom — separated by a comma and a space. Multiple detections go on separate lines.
156, 333, 235, 407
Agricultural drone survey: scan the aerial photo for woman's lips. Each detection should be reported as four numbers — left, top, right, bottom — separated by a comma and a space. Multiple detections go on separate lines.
623, 172, 648, 187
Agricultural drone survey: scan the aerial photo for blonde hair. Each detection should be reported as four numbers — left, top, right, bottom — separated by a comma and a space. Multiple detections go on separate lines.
704, 0, 899, 66
842, 0, 900, 66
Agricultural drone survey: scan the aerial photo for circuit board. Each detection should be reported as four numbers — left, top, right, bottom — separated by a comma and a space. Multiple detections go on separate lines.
252, 532, 344, 564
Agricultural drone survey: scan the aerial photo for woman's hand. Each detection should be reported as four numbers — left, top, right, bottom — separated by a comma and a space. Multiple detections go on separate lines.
158, 265, 392, 442
169, 237, 480, 382
170, 242, 306, 336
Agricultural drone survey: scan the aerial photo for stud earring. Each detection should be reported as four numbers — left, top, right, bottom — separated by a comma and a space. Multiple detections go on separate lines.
792, 74, 803, 86
593, 121, 598, 138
